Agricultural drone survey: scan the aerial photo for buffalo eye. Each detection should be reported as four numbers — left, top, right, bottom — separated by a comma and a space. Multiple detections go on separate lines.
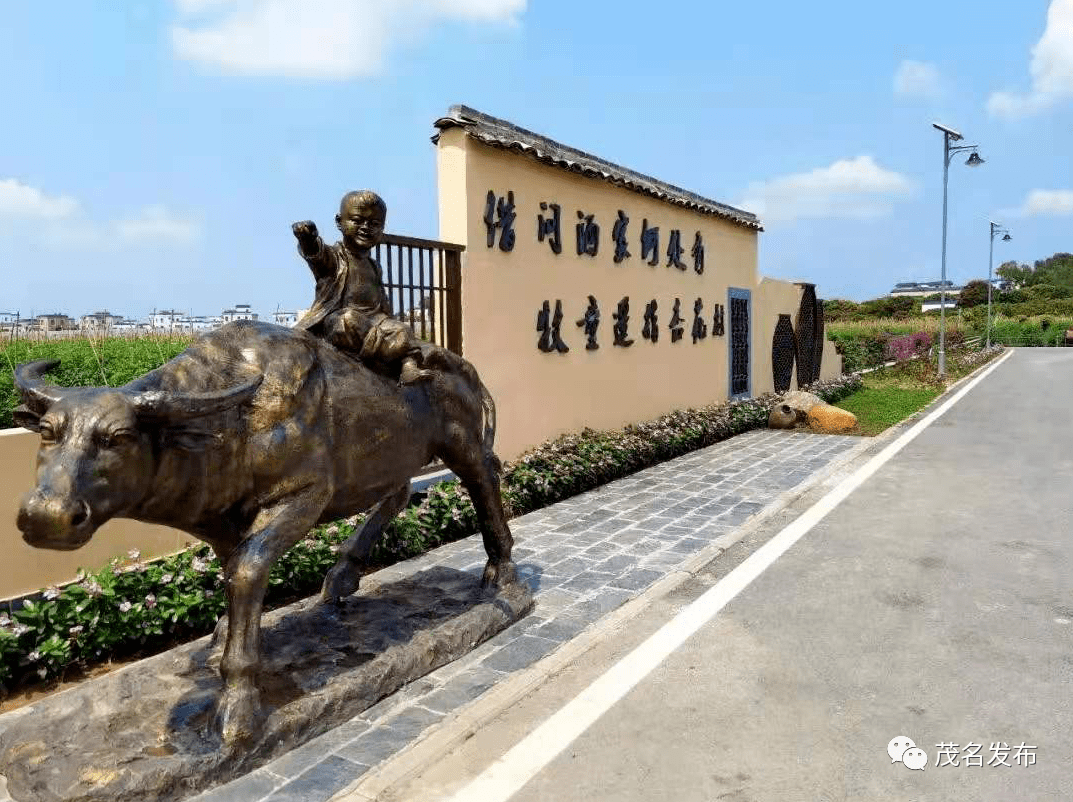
98, 428, 137, 449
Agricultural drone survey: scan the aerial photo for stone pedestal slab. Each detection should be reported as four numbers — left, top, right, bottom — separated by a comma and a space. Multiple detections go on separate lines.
0, 568, 532, 802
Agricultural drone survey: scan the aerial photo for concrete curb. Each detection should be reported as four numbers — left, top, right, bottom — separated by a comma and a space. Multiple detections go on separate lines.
330, 436, 873, 802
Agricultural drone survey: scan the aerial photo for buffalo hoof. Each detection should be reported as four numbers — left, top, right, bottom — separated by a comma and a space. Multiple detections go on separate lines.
320, 558, 361, 605
481, 559, 517, 589
214, 685, 262, 748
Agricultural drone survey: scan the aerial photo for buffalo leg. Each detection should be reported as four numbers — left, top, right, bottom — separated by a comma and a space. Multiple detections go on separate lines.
442, 451, 516, 588
216, 490, 328, 746
321, 481, 411, 604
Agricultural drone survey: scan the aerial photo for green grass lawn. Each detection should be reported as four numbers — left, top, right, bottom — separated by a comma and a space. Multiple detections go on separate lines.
834, 381, 940, 436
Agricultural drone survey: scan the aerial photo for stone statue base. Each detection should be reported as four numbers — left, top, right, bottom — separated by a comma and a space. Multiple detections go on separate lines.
0, 568, 533, 802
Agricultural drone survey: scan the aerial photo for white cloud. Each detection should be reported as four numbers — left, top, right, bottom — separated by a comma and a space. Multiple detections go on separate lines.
893, 60, 941, 99
736, 156, 915, 223
1014, 189, 1073, 217
171, 0, 526, 78
116, 205, 201, 243
0, 178, 79, 220
0, 178, 200, 248
987, 0, 1073, 118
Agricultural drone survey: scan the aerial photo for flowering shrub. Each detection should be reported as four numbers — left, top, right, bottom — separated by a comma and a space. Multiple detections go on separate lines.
949, 345, 1005, 373
0, 374, 860, 693
885, 332, 932, 362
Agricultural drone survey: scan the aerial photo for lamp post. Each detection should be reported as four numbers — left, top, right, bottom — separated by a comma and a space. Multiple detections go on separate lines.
987, 221, 1011, 349
933, 122, 985, 377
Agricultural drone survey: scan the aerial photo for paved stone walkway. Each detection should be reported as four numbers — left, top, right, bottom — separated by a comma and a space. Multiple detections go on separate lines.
191, 429, 867, 802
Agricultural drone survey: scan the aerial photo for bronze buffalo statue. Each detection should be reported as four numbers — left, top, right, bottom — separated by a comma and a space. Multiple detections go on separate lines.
13, 320, 516, 744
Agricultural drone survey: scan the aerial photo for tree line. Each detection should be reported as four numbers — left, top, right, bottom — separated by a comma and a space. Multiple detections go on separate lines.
825, 252, 1073, 321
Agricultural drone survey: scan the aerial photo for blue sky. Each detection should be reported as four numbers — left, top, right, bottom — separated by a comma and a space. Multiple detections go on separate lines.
1, 0, 1070, 320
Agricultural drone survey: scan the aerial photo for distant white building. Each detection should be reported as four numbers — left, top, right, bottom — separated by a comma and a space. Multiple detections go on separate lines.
34, 313, 76, 332
221, 304, 258, 323
890, 281, 962, 298
273, 310, 298, 327
175, 315, 222, 332
921, 300, 958, 313
151, 310, 186, 330
111, 319, 146, 333
80, 310, 122, 332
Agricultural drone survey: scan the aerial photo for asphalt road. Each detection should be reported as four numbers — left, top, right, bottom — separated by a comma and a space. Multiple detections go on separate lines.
386, 349, 1073, 802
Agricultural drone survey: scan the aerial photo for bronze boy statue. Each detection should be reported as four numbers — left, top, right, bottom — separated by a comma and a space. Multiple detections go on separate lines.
292, 190, 435, 384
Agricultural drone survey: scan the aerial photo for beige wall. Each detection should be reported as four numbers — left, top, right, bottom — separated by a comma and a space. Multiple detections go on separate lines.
436, 130, 841, 461
820, 339, 843, 381
0, 429, 195, 600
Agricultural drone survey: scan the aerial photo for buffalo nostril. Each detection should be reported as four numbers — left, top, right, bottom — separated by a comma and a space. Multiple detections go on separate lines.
71, 501, 90, 528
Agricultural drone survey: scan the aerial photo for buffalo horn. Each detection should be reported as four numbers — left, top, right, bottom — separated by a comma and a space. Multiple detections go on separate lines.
13, 360, 64, 412
133, 374, 264, 421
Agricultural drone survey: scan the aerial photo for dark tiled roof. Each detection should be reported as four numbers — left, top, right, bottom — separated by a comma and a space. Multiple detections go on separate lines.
433, 105, 762, 232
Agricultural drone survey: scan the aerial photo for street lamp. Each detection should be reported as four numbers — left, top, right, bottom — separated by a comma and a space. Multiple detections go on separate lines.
933, 122, 985, 377
987, 221, 1011, 349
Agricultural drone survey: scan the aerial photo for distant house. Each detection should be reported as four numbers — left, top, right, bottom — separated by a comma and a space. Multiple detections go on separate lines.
273, 310, 298, 327
890, 281, 962, 298
175, 316, 221, 332
221, 304, 258, 323
151, 310, 186, 330
401, 295, 437, 337
80, 310, 121, 332
34, 313, 76, 332
111, 319, 146, 333
921, 300, 959, 313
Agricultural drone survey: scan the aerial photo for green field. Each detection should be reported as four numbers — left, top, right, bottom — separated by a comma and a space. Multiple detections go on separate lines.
1, 335, 192, 429
834, 382, 940, 436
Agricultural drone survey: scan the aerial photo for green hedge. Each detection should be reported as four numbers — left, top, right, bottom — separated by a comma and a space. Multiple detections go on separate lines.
1, 336, 193, 429
828, 330, 969, 372
0, 374, 861, 693
986, 318, 1073, 347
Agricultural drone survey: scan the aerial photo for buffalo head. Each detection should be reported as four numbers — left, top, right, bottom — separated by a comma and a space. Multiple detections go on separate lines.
14, 359, 262, 550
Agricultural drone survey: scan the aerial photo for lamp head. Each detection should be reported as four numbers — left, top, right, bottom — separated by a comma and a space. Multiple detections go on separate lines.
965, 151, 985, 167
1002, 233, 1012, 241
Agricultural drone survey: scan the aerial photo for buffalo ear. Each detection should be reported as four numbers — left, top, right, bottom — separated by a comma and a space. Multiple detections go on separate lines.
13, 404, 43, 432
160, 425, 221, 452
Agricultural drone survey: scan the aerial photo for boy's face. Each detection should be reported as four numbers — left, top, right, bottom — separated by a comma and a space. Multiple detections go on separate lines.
336, 200, 385, 249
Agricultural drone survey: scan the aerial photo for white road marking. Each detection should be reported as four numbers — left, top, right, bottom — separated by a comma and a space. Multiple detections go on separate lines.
447, 350, 1014, 802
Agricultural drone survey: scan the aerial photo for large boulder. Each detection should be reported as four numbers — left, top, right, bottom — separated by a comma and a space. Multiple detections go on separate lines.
807, 403, 858, 434
782, 390, 824, 415
768, 390, 825, 430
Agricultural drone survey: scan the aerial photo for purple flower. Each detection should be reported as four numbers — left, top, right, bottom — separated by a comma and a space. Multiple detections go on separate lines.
144, 593, 157, 609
